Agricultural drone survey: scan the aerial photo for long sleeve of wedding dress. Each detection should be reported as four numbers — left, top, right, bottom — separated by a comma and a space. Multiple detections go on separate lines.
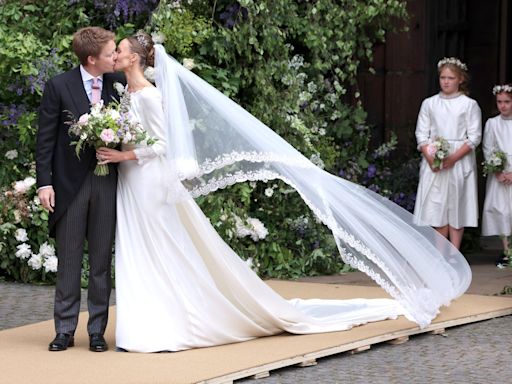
130, 89, 167, 164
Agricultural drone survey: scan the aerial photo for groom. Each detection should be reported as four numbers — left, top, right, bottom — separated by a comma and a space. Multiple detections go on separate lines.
36, 27, 124, 352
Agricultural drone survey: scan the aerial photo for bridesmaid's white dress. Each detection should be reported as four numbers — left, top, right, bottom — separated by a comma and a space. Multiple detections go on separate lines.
414, 92, 482, 228
114, 87, 403, 352
482, 115, 512, 236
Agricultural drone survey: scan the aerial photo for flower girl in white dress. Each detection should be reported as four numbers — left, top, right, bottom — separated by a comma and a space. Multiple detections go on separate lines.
481, 84, 512, 265
414, 57, 482, 250
98, 33, 472, 352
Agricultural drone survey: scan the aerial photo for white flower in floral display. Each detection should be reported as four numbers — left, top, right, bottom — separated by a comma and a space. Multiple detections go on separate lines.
90, 100, 104, 116
183, 58, 195, 70
235, 216, 252, 238
14, 228, 28, 242
14, 176, 36, 194
5, 149, 18, 160
310, 154, 325, 169
122, 132, 133, 144
39, 242, 55, 257
13, 210, 22, 224
491, 155, 502, 166
28, 254, 43, 270
29, 195, 41, 212
43, 255, 58, 273
108, 109, 120, 121
264, 188, 274, 197
151, 32, 166, 44
246, 218, 268, 241
15, 243, 32, 259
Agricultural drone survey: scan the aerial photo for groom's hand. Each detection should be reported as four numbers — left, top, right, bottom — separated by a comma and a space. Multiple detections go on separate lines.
38, 187, 55, 213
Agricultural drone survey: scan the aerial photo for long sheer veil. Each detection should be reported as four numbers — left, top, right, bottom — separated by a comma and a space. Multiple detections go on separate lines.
154, 44, 471, 328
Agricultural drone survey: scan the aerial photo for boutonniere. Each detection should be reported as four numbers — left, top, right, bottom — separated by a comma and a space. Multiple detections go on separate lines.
114, 82, 126, 96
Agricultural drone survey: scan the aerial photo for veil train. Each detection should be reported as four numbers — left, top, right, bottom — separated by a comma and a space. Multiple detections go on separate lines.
154, 44, 471, 328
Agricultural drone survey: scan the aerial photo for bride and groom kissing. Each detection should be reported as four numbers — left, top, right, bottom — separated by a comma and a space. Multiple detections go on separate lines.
36, 26, 471, 354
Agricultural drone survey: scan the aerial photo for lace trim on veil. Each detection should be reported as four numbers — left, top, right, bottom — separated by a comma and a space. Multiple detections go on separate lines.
178, 151, 314, 179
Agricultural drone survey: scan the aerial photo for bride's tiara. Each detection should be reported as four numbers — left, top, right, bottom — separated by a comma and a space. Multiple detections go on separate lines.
135, 30, 150, 50
493, 84, 512, 95
437, 57, 468, 71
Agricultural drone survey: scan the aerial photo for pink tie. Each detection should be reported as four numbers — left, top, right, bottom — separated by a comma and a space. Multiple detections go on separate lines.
91, 77, 101, 104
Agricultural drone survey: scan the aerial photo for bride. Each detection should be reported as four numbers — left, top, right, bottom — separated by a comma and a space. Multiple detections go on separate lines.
97, 31, 471, 353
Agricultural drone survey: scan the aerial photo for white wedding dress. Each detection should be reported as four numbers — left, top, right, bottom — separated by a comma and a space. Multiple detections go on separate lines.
115, 87, 405, 353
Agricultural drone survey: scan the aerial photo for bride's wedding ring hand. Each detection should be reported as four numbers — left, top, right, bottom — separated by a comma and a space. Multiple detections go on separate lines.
97, 147, 125, 164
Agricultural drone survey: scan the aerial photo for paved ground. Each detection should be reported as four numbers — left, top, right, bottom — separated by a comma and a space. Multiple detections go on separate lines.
1, 240, 511, 383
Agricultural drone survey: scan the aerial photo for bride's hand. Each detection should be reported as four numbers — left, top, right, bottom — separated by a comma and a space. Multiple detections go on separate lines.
97, 147, 125, 164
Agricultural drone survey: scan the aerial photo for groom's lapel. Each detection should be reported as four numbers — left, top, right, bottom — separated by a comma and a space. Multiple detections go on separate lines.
102, 76, 112, 105
102, 74, 119, 105
66, 67, 91, 116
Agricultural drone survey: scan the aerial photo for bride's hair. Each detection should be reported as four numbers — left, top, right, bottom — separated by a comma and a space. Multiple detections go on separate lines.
127, 30, 155, 68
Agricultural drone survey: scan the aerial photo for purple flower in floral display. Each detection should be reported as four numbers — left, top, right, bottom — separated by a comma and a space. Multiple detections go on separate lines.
93, 0, 160, 27
366, 164, 377, 178
0, 104, 27, 126
338, 169, 345, 178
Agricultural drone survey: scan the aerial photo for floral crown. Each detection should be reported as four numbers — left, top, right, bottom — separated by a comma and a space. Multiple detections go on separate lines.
437, 57, 468, 71
135, 30, 151, 50
492, 84, 512, 95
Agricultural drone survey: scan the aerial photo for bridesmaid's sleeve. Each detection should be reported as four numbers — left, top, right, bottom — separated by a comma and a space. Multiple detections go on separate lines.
482, 119, 495, 161
415, 99, 430, 150
133, 89, 167, 164
464, 100, 482, 150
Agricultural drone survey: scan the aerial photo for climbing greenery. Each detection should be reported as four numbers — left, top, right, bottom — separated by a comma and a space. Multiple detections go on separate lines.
0, 0, 408, 283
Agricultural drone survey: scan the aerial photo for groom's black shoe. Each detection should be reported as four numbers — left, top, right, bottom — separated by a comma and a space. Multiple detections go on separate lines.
48, 333, 74, 351
89, 333, 108, 352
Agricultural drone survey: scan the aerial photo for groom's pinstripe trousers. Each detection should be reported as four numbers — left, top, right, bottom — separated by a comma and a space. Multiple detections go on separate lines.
54, 170, 117, 336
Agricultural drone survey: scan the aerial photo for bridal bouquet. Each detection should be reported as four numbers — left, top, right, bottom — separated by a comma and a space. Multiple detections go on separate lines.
67, 99, 156, 176
482, 149, 507, 177
427, 136, 450, 169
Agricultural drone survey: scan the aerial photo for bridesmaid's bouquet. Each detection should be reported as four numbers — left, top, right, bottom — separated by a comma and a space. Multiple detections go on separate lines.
427, 136, 450, 169
482, 149, 507, 177
67, 99, 156, 176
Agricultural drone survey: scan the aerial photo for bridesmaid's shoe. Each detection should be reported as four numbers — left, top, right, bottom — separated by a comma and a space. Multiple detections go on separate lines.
89, 333, 108, 352
495, 253, 509, 266
49, 333, 74, 351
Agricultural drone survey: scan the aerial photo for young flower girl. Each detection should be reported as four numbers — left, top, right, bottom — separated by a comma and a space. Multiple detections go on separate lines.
481, 84, 512, 265
414, 57, 482, 250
